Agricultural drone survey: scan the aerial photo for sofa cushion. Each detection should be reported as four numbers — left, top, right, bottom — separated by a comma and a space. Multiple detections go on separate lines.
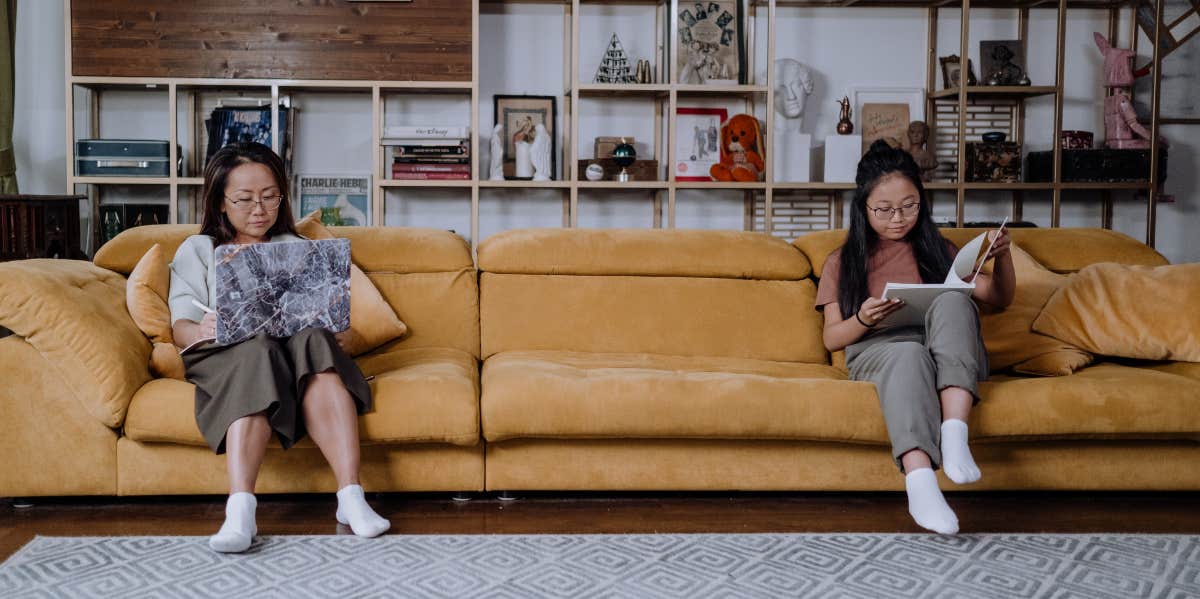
126, 244, 187, 380
481, 352, 1200, 444
479, 228, 811, 280
974, 362, 1200, 439
124, 347, 479, 447
481, 350, 885, 443
1032, 262, 1200, 362
295, 211, 409, 356
978, 245, 1093, 376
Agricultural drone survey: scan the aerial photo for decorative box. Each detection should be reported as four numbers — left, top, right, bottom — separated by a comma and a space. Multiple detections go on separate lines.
1060, 130, 1094, 150
1026, 148, 1168, 183
965, 141, 1022, 183
76, 139, 177, 177
576, 159, 659, 181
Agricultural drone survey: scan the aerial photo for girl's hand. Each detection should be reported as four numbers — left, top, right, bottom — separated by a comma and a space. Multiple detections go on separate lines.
199, 312, 217, 340
858, 297, 905, 327
985, 227, 1011, 261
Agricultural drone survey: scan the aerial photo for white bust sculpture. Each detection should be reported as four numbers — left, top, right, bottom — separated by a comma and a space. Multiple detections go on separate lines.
489, 123, 504, 181
531, 123, 552, 181
774, 58, 814, 132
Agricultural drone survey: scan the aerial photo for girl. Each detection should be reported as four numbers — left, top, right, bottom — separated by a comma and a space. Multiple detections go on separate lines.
815, 140, 1014, 534
168, 142, 390, 552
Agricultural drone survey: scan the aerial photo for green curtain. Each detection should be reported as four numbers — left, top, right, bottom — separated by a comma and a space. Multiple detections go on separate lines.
0, 0, 16, 194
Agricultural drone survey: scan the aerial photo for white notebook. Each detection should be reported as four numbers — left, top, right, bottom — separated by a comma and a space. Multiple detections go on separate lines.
879, 218, 1007, 327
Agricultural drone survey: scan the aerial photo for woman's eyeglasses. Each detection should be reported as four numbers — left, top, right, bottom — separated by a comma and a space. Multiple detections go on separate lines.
225, 195, 284, 212
868, 202, 920, 220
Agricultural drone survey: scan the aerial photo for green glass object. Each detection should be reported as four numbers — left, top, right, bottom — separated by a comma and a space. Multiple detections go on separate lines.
320, 206, 342, 226
612, 141, 636, 181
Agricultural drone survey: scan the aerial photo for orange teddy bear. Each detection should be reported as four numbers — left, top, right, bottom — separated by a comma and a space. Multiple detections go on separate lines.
710, 113, 764, 182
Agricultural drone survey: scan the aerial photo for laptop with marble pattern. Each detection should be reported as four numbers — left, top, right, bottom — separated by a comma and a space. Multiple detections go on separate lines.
213, 238, 351, 345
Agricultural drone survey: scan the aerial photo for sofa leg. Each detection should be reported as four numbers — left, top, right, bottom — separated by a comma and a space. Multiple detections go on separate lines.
496, 491, 518, 502
451, 492, 472, 502
10, 498, 34, 509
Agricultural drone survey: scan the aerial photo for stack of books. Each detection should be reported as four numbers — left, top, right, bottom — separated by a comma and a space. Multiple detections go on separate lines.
384, 126, 471, 180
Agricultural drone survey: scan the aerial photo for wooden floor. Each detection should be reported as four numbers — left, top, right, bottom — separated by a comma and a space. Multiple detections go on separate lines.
3, 491, 1198, 561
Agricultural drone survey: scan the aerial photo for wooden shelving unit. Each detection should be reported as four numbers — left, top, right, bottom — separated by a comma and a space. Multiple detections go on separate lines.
64, 0, 1168, 253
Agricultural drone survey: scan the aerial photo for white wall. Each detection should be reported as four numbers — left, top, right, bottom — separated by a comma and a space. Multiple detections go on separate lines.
13, 4, 1198, 261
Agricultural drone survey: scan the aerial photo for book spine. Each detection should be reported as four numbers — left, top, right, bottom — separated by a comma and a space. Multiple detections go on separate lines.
391, 163, 472, 173
392, 156, 471, 165
391, 145, 469, 155
389, 171, 472, 180
381, 126, 470, 139
381, 138, 469, 146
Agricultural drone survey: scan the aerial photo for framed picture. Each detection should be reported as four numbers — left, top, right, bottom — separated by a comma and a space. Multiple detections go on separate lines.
676, 1, 745, 85
939, 55, 977, 89
493, 95, 557, 180
674, 107, 727, 181
980, 40, 1028, 85
851, 88, 924, 154
295, 174, 372, 226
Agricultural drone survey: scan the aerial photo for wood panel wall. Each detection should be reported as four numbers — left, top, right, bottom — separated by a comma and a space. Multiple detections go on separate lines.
71, 0, 472, 81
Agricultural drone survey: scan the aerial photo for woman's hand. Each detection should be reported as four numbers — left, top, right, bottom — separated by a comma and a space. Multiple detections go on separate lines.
199, 312, 217, 340
858, 297, 905, 327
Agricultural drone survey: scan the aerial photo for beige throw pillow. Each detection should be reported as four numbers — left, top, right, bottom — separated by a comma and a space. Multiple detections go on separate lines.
127, 244, 186, 379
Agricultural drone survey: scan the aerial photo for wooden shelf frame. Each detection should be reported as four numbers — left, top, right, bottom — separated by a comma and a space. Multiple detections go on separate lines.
64, 0, 1166, 254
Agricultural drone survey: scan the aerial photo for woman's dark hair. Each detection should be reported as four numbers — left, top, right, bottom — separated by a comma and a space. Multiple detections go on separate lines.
835, 139, 953, 320
199, 142, 298, 246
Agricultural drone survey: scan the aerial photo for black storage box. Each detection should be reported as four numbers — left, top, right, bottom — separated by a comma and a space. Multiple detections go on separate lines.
75, 139, 178, 177
1026, 148, 1168, 183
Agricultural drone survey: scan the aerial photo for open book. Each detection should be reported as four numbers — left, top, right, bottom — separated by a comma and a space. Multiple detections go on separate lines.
879, 218, 1006, 327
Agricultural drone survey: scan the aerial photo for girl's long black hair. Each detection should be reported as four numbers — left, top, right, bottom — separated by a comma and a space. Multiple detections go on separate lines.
836, 139, 953, 321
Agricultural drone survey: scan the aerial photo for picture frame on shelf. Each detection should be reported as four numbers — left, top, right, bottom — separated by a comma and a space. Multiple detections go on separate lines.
674, 107, 727, 181
676, 1, 745, 85
980, 40, 1028, 86
939, 55, 977, 89
493, 95, 557, 180
295, 174, 372, 227
851, 88, 924, 154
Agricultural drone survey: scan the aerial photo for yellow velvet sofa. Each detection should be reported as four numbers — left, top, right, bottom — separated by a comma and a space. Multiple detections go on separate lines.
1, 225, 1197, 497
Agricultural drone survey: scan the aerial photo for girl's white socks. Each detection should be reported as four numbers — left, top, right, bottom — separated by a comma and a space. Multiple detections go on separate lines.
335, 484, 391, 538
905, 468, 959, 535
941, 419, 982, 484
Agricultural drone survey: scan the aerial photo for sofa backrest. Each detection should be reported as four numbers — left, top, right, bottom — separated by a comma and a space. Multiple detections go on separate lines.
94, 224, 480, 358
794, 227, 1169, 278
476, 228, 827, 363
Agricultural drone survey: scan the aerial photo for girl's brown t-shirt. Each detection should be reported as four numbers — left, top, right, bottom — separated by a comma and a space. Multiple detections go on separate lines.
815, 237, 958, 311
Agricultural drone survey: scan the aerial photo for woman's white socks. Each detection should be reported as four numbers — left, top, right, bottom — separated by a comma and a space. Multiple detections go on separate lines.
941, 419, 982, 484
336, 484, 391, 538
905, 468, 959, 535
209, 492, 257, 553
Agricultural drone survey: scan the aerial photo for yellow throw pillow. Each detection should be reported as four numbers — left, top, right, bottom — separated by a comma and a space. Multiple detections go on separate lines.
1033, 262, 1200, 362
295, 210, 409, 356
150, 342, 187, 380
127, 243, 173, 345
978, 245, 1093, 376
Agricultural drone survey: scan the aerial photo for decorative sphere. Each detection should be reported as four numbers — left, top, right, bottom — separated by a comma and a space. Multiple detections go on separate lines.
612, 142, 636, 168
585, 163, 605, 181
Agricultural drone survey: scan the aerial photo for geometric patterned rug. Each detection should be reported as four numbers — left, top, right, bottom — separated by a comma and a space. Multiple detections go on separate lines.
1, 534, 1197, 598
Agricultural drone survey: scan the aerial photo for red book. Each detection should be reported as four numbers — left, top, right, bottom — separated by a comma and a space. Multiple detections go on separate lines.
390, 172, 471, 180
391, 163, 471, 173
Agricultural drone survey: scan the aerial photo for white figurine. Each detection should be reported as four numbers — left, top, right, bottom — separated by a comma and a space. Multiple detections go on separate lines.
773, 58, 814, 132
489, 123, 505, 181
531, 123, 552, 181
512, 116, 535, 179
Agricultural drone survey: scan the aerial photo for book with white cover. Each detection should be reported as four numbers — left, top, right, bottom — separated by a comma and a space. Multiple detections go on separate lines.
879, 218, 1006, 327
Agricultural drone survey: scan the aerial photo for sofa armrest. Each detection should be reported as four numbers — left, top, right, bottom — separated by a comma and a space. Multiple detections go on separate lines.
0, 259, 152, 428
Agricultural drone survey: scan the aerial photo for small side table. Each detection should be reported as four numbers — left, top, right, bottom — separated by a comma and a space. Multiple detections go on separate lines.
0, 194, 87, 261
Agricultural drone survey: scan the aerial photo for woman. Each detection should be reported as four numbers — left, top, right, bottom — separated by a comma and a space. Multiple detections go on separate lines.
815, 140, 1014, 534
168, 142, 390, 553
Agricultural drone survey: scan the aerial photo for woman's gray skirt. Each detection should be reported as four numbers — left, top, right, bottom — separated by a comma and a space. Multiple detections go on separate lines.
182, 327, 372, 454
